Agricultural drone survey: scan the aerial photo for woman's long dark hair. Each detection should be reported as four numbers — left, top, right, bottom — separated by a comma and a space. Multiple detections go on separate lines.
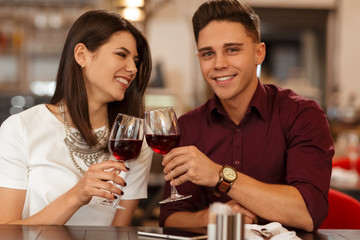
51, 10, 152, 146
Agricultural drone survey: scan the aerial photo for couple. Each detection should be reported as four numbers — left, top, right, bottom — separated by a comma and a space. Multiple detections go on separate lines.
0, 0, 333, 232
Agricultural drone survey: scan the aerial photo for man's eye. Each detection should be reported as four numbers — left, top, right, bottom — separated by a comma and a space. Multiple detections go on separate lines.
227, 48, 239, 53
201, 51, 214, 57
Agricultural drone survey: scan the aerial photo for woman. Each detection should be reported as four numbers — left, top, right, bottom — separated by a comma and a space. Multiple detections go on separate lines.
0, 10, 152, 226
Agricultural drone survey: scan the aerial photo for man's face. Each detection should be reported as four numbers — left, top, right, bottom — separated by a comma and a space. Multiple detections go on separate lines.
196, 20, 265, 103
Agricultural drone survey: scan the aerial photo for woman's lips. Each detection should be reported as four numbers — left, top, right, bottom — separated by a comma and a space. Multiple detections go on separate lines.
115, 76, 130, 86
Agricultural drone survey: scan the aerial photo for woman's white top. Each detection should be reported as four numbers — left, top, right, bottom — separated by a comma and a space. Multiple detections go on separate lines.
0, 104, 153, 226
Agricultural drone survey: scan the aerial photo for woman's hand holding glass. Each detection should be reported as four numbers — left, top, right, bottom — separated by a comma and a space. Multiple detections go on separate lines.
71, 160, 128, 206
99, 113, 144, 209
60, 114, 143, 214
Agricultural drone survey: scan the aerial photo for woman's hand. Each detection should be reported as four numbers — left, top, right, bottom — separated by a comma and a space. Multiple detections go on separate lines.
162, 146, 221, 187
69, 160, 128, 206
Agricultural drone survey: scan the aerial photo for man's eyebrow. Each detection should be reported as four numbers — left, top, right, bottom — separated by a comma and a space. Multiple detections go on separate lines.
197, 46, 213, 52
224, 43, 244, 47
198, 43, 244, 52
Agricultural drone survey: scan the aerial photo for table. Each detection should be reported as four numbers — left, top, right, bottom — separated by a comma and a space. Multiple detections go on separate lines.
0, 225, 359, 240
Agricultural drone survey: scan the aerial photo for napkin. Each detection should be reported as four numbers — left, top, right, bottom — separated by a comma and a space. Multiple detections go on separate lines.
245, 222, 301, 240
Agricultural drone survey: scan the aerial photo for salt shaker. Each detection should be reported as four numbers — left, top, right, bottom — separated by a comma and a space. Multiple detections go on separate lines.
216, 213, 244, 240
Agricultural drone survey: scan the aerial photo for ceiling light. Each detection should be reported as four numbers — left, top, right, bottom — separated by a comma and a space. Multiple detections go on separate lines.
118, 0, 145, 8
122, 7, 145, 21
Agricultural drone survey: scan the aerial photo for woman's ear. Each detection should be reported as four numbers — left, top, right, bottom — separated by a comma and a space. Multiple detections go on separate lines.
74, 43, 87, 68
256, 42, 266, 65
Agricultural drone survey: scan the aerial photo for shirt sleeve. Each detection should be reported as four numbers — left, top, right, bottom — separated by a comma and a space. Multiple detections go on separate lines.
284, 102, 334, 230
0, 115, 29, 189
119, 140, 153, 200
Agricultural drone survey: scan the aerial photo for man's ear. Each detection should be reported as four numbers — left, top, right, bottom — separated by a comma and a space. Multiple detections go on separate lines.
74, 43, 87, 68
256, 42, 266, 65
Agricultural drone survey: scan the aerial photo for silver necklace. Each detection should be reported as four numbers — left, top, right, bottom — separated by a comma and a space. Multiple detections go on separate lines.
59, 100, 110, 175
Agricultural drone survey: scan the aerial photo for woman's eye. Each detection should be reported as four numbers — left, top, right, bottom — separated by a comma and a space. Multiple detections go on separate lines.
116, 52, 127, 58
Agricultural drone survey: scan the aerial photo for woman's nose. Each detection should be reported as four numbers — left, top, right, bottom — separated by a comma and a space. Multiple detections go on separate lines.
126, 59, 138, 74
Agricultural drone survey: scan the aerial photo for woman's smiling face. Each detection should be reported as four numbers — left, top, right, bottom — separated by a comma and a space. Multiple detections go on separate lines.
83, 31, 139, 105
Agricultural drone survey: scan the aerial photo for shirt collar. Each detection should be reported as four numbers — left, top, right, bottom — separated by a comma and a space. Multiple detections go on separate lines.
248, 80, 268, 122
208, 80, 269, 123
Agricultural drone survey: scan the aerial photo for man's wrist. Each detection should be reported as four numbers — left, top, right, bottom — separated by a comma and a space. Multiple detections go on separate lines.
214, 165, 237, 197
213, 164, 223, 187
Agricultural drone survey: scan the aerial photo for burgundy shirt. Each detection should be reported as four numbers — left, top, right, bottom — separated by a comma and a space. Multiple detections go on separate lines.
159, 82, 334, 230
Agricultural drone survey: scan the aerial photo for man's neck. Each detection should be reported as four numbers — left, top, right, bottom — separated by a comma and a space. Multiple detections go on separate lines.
220, 80, 258, 125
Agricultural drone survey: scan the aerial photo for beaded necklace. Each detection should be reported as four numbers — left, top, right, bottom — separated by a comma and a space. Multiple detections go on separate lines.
59, 100, 109, 175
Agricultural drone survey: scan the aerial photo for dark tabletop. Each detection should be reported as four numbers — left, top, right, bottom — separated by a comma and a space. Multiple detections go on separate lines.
0, 224, 359, 240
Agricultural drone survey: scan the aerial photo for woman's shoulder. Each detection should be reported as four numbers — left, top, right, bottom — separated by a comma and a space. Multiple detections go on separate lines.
1, 104, 55, 129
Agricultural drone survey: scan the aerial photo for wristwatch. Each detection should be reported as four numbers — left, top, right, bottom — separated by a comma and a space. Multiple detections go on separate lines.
214, 165, 237, 197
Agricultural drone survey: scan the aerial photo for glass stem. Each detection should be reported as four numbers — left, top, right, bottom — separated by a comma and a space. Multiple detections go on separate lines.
170, 184, 179, 198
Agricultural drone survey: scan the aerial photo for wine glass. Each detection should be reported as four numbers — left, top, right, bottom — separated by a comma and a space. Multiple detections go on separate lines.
101, 113, 144, 209
144, 106, 192, 204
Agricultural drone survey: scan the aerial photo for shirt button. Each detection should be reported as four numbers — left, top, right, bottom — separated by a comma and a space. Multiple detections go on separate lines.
235, 128, 240, 133
235, 160, 240, 165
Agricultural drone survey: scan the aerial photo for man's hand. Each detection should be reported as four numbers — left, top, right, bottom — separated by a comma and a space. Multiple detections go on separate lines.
226, 200, 258, 224
162, 146, 221, 187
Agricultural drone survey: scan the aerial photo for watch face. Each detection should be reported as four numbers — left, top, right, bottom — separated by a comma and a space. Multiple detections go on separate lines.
223, 167, 237, 181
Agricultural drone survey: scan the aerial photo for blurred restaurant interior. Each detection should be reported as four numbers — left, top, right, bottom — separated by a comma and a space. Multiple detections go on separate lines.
1, 0, 360, 226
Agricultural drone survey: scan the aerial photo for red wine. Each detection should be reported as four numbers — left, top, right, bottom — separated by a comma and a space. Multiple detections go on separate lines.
145, 134, 180, 154
109, 139, 143, 161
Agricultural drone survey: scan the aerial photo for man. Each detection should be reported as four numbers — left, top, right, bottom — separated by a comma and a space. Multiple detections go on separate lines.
159, 0, 334, 232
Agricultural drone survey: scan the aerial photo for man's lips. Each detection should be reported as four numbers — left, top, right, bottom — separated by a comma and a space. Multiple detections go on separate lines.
213, 75, 236, 82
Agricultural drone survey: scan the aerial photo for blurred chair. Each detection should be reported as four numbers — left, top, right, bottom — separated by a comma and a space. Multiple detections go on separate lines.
332, 156, 360, 174
320, 188, 360, 229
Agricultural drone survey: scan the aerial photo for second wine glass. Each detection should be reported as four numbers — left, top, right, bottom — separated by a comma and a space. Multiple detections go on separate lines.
144, 106, 192, 204
102, 113, 144, 209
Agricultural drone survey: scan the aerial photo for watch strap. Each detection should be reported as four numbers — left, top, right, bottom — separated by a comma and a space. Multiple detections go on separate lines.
214, 177, 232, 197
